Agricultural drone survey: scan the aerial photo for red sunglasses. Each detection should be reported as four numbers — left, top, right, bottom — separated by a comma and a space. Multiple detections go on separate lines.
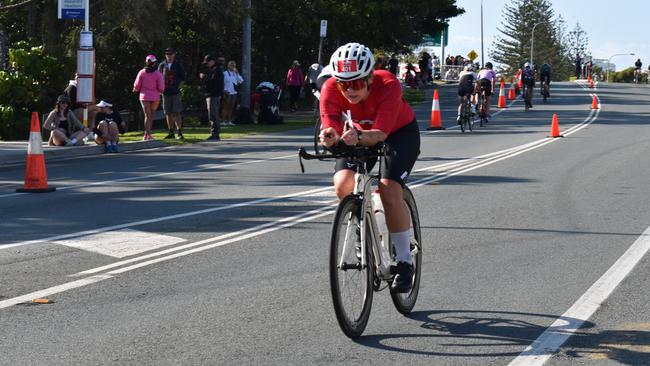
335, 78, 368, 92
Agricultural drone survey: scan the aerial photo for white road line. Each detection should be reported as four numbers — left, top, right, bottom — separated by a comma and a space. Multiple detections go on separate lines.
508, 225, 650, 366
0, 274, 113, 309
0, 207, 335, 310
0, 185, 332, 250
0, 153, 296, 199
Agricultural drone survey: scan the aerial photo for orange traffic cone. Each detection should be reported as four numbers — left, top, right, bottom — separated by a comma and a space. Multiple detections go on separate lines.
16, 112, 55, 193
549, 113, 563, 138
517, 76, 523, 93
589, 79, 595, 88
508, 82, 516, 100
497, 79, 507, 108
591, 95, 599, 109
427, 89, 444, 130
513, 77, 520, 95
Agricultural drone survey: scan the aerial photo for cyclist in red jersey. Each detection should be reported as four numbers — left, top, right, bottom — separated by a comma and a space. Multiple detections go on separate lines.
319, 42, 421, 293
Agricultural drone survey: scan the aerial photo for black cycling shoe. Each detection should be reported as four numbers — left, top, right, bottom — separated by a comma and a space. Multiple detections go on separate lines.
164, 132, 175, 139
390, 261, 414, 293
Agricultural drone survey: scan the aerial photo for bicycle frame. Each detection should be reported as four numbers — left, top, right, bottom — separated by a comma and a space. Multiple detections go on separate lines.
340, 162, 393, 278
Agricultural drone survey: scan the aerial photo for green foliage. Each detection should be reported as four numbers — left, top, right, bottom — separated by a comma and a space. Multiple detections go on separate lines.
0, 41, 71, 140
490, 0, 573, 80
402, 88, 425, 105
0, 0, 463, 139
607, 67, 647, 83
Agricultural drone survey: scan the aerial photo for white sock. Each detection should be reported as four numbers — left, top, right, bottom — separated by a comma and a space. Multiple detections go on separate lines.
391, 230, 412, 263
70, 138, 77, 145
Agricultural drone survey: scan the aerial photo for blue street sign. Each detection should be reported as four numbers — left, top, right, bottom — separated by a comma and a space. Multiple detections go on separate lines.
62, 8, 85, 19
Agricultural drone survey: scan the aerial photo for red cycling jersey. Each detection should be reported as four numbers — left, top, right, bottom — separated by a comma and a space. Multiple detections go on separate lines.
319, 70, 415, 136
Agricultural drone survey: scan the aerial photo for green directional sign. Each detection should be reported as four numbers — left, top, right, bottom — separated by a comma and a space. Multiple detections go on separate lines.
422, 25, 448, 47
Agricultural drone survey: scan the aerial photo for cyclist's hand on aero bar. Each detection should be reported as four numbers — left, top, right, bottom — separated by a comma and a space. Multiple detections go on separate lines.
319, 127, 339, 148
341, 127, 360, 146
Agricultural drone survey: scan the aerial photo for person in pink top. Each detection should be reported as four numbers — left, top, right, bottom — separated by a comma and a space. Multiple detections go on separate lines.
286, 60, 304, 112
133, 54, 165, 140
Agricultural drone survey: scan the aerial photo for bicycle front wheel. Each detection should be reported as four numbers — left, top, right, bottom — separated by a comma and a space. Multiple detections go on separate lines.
330, 195, 374, 338
390, 187, 422, 314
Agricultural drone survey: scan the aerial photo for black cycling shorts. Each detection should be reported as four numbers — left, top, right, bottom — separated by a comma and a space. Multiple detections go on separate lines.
335, 119, 420, 185
478, 79, 492, 96
458, 84, 474, 97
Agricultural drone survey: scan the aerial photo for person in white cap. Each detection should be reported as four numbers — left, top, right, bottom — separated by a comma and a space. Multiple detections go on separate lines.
94, 100, 125, 153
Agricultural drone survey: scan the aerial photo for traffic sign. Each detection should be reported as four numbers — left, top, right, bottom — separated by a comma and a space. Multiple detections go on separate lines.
467, 50, 478, 61
58, 0, 86, 19
320, 20, 328, 38
422, 25, 448, 47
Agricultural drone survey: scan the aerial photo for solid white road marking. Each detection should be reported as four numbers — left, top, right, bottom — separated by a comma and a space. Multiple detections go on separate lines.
54, 229, 186, 258
508, 225, 650, 366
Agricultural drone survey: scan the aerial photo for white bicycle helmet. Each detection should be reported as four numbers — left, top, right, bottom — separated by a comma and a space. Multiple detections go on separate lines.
329, 42, 375, 81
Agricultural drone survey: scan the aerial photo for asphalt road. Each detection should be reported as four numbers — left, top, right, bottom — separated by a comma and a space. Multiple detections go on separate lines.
1, 81, 649, 365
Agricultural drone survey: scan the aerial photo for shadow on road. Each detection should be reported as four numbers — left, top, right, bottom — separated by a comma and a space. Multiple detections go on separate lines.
355, 309, 650, 364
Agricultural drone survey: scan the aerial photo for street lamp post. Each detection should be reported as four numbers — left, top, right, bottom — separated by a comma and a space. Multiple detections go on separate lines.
607, 53, 635, 82
530, 22, 542, 66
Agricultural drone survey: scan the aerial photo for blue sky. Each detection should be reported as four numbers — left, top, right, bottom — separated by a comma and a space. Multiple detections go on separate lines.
437, 0, 647, 70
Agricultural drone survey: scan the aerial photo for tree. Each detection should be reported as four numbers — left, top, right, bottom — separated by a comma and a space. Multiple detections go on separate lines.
566, 22, 589, 59
490, 0, 572, 79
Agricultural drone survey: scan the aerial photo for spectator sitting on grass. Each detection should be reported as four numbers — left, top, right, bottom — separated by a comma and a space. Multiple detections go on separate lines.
42, 94, 89, 146
94, 100, 125, 153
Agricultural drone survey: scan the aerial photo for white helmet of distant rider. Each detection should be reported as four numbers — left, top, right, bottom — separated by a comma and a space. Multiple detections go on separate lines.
329, 42, 375, 81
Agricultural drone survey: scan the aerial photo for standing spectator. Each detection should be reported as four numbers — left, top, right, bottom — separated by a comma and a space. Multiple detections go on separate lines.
575, 54, 582, 79
388, 54, 399, 76
432, 55, 440, 79
42, 94, 89, 146
418, 53, 429, 85
222, 60, 243, 126
200, 54, 224, 141
133, 54, 164, 140
158, 48, 186, 140
94, 100, 125, 153
286, 60, 304, 112
63, 73, 99, 139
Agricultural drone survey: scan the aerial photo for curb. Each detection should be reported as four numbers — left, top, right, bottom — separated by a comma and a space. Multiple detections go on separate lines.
0, 140, 167, 168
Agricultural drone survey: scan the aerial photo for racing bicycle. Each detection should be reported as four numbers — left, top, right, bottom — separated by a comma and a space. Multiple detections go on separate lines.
299, 142, 422, 338
459, 95, 473, 133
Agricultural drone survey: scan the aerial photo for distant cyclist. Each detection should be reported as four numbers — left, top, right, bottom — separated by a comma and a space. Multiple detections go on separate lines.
477, 62, 496, 120
634, 59, 642, 83
319, 42, 421, 293
540, 62, 551, 97
521, 62, 535, 109
456, 64, 478, 124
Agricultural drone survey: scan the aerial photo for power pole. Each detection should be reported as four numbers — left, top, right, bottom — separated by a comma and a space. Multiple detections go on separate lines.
239, 0, 253, 123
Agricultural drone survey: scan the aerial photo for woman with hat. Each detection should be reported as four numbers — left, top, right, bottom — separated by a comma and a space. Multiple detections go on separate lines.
133, 54, 165, 140
42, 94, 90, 146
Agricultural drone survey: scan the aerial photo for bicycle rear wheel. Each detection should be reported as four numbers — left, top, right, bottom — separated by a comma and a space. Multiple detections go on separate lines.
390, 187, 422, 314
313, 118, 325, 155
330, 195, 374, 338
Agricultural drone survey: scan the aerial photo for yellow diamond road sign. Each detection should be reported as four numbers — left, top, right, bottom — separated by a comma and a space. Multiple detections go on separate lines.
467, 50, 478, 61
